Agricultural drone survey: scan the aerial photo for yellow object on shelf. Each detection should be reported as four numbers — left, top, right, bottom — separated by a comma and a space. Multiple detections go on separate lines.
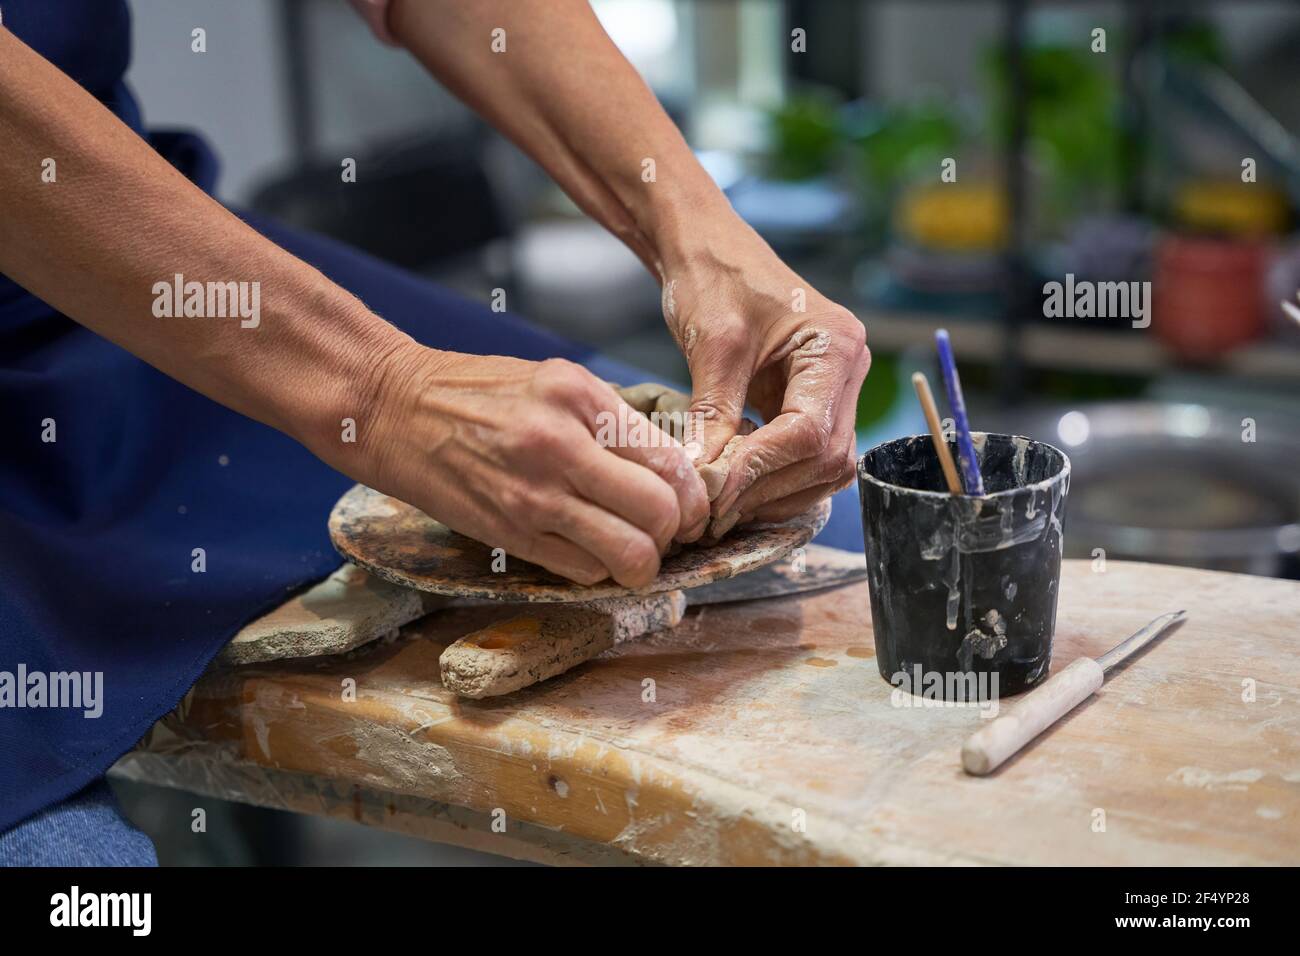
1173, 179, 1288, 237
895, 183, 1009, 252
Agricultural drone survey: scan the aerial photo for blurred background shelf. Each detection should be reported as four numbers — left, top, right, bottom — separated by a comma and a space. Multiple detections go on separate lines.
831, 303, 1300, 381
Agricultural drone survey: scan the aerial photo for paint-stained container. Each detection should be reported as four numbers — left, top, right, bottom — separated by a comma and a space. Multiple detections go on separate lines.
858, 433, 1070, 701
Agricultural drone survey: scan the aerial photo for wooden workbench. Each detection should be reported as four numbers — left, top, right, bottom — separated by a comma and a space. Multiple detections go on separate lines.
113, 560, 1300, 866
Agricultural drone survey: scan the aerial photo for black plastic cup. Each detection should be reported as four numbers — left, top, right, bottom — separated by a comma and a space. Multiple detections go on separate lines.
857, 433, 1071, 701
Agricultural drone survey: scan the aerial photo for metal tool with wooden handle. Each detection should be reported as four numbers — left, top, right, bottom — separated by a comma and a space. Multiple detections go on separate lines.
962, 611, 1187, 775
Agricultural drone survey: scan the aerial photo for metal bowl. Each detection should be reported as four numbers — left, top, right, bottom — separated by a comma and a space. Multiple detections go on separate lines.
1008, 402, 1300, 578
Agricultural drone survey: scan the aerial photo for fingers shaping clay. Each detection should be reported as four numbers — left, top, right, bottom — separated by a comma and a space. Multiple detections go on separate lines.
613, 382, 756, 541
695, 424, 757, 541
696, 431, 748, 500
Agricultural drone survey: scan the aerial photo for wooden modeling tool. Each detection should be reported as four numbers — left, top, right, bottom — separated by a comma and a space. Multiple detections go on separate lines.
934, 329, 986, 496
911, 372, 963, 495
962, 610, 1188, 775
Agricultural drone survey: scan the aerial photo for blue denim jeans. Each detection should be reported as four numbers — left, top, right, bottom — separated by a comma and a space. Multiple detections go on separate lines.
0, 780, 157, 867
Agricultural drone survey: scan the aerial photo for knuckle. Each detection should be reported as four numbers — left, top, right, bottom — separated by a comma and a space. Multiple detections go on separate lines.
495, 482, 529, 521
686, 397, 735, 425
504, 418, 558, 461
507, 485, 561, 530
820, 308, 868, 365
531, 491, 568, 527
512, 406, 578, 461
841, 444, 860, 483
535, 358, 597, 406
814, 451, 845, 484
840, 311, 867, 349
814, 436, 857, 486
515, 417, 552, 453
837, 324, 868, 364
698, 324, 752, 364
805, 451, 856, 496
791, 414, 833, 458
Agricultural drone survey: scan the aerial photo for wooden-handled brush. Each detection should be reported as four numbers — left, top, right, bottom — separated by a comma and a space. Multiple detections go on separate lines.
911, 371, 963, 496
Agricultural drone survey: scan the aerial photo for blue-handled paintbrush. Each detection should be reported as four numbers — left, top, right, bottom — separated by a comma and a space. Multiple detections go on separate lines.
934, 329, 985, 496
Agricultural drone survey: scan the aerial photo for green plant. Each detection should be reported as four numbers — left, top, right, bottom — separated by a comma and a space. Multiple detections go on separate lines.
855, 352, 899, 430
983, 43, 1125, 213
767, 92, 842, 181
856, 101, 962, 191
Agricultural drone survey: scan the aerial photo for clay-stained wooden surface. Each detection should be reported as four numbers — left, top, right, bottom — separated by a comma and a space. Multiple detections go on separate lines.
130, 560, 1300, 865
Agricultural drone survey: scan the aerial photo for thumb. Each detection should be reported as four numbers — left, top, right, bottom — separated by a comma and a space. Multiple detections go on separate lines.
683, 334, 751, 466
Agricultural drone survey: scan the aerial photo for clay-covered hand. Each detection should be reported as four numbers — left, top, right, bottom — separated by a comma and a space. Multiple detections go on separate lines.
333, 344, 709, 588
613, 381, 758, 541
661, 217, 869, 529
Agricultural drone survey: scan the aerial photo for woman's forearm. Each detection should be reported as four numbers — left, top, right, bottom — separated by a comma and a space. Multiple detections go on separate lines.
0, 28, 408, 452
389, 0, 735, 277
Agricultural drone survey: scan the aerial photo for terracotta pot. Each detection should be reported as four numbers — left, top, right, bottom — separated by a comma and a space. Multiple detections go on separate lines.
1153, 235, 1268, 361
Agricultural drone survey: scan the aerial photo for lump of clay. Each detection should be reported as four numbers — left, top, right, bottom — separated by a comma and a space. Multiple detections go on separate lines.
614, 381, 691, 419
695, 423, 755, 500
613, 382, 757, 542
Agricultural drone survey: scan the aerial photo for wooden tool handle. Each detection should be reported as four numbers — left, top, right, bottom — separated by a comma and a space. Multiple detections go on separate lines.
439, 591, 686, 698
961, 657, 1105, 775
911, 372, 963, 496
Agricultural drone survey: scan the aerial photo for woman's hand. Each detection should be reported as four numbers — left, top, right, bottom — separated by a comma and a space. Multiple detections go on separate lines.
330, 344, 710, 588
661, 212, 870, 527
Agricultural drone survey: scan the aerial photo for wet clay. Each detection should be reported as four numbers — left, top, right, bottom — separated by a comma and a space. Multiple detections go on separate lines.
614, 382, 757, 540
615, 382, 690, 419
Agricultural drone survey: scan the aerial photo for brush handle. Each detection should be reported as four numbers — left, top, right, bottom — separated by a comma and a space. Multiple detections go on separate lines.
911, 373, 963, 495
934, 329, 985, 496
961, 657, 1104, 775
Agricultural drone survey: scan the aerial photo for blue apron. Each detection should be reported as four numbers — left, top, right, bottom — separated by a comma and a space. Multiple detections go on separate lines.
0, 0, 598, 832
